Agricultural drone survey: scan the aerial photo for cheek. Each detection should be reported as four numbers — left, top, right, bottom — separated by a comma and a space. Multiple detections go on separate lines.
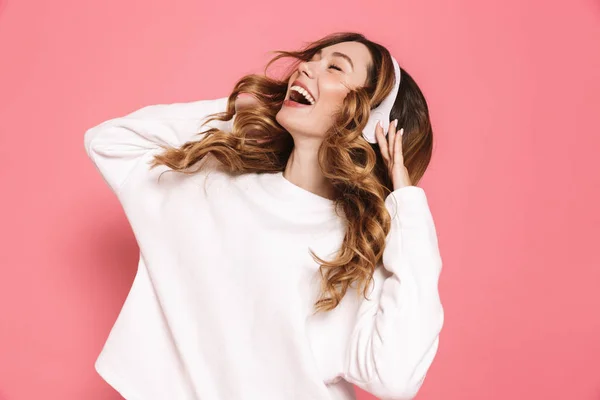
320, 82, 349, 109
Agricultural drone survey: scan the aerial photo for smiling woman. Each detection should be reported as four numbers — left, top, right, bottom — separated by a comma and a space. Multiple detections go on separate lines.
278, 41, 375, 142
84, 31, 442, 400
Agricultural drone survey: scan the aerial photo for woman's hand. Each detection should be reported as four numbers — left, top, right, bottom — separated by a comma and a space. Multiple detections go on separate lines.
375, 119, 413, 190
234, 92, 260, 112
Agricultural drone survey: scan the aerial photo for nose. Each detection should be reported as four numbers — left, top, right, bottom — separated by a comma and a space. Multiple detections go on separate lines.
298, 60, 313, 78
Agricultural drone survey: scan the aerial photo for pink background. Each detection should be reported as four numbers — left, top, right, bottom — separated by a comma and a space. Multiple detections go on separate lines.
1, 0, 599, 399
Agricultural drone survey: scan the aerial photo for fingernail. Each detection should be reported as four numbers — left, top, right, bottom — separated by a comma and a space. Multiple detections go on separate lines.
393, 119, 398, 127
399, 128, 404, 136
377, 120, 382, 129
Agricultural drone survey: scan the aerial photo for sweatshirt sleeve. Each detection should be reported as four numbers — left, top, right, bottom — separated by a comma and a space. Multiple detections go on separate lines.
84, 96, 232, 195
341, 185, 444, 400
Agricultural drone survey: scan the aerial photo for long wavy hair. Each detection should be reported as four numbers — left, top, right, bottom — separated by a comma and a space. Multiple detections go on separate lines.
150, 31, 434, 314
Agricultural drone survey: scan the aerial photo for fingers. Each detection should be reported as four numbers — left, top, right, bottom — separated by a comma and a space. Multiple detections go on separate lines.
374, 120, 407, 189
375, 120, 390, 164
394, 127, 404, 165
388, 119, 396, 161
375, 119, 401, 166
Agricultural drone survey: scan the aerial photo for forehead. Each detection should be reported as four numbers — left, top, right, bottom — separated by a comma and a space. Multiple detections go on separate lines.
318, 41, 372, 86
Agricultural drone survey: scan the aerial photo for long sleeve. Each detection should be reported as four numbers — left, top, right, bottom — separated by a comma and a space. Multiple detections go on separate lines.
342, 185, 444, 400
84, 96, 232, 195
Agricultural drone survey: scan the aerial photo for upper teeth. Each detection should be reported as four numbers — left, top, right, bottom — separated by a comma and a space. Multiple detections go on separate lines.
290, 85, 315, 105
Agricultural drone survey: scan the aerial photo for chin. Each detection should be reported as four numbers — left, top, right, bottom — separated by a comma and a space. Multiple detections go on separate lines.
276, 110, 329, 140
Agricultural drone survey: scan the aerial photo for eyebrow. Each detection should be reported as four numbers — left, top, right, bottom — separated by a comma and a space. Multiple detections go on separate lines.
316, 49, 354, 71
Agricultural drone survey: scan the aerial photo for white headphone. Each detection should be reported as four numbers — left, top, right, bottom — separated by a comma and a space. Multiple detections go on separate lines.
361, 55, 401, 144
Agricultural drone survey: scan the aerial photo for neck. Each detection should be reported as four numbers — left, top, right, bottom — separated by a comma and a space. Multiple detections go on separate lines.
283, 141, 336, 201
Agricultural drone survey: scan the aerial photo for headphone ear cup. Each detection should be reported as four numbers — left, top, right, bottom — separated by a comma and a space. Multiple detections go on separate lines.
363, 111, 386, 143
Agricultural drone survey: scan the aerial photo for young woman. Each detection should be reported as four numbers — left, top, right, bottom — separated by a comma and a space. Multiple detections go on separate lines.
84, 31, 444, 400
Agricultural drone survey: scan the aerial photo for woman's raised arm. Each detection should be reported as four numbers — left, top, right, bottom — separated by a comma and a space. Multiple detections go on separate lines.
84, 96, 232, 195
342, 185, 445, 400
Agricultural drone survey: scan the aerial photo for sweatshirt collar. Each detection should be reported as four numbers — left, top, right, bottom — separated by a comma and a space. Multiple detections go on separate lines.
257, 171, 338, 216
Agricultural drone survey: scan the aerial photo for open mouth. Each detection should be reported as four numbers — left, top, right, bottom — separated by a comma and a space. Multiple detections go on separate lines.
289, 90, 313, 106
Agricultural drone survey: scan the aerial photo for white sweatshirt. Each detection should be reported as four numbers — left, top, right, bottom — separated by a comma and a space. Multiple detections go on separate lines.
84, 96, 444, 400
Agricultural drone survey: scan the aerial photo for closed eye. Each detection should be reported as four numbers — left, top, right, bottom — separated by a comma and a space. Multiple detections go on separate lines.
329, 63, 342, 71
